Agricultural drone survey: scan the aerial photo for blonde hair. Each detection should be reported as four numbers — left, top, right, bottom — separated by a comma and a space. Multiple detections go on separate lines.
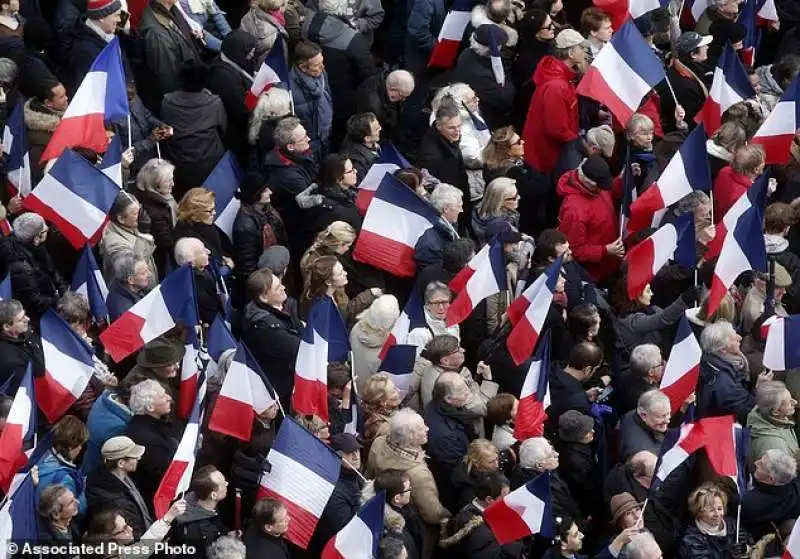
687, 482, 728, 518
295, 414, 329, 436
300, 222, 356, 281
466, 439, 499, 474
362, 373, 399, 414
697, 292, 737, 324
478, 177, 517, 218
177, 187, 215, 223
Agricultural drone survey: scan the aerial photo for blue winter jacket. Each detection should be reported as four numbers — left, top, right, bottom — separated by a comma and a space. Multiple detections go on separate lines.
696, 352, 756, 425
80, 391, 133, 475
37, 449, 87, 516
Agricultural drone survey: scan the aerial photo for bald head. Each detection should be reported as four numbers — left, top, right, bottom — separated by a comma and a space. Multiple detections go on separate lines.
630, 451, 657, 487
386, 70, 415, 102
174, 237, 210, 269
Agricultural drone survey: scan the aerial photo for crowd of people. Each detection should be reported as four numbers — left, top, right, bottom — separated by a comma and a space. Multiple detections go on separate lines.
0, 0, 799, 557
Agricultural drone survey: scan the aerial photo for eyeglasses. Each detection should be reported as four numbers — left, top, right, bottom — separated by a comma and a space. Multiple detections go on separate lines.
428, 300, 450, 307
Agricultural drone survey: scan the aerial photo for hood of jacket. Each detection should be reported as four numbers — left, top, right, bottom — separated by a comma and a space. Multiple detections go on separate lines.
221, 28, 257, 70
351, 319, 387, 349
0, 235, 36, 265
765, 233, 789, 254
756, 64, 783, 99
470, 4, 519, 47
533, 55, 576, 87
93, 390, 132, 423
261, 146, 313, 172
747, 407, 795, 437
23, 98, 62, 133
370, 435, 425, 472
440, 504, 484, 548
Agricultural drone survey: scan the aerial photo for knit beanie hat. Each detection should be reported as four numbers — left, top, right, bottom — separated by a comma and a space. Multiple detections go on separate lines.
357, 295, 400, 332
558, 410, 594, 442
87, 0, 122, 19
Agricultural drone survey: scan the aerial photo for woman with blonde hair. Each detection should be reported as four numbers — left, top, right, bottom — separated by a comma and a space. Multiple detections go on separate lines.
448, 439, 501, 511
300, 221, 357, 282
679, 482, 749, 557
472, 177, 522, 244
483, 125, 550, 236
172, 187, 233, 267
361, 372, 402, 446
133, 158, 177, 277
300, 255, 379, 323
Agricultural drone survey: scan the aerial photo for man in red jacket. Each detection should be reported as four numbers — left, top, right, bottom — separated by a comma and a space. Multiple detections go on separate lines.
557, 156, 624, 283
522, 28, 589, 174
713, 143, 765, 221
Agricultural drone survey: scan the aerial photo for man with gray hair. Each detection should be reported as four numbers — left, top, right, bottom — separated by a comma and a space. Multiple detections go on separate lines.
619, 389, 672, 461
4, 212, 67, 318
356, 69, 414, 146
620, 531, 663, 559
747, 380, 799, 467
617, 344, 665, 414
174, 237, 222, 326
742, 448, 800, 539
264, 116, 318, 220
0, 298, 42, 396
414, 183, 463, 272
38, 484, 81, 542
125, 379, 182, 507
106, 250, 152, 320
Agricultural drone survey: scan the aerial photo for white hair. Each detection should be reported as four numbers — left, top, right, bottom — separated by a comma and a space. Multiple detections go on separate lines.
630, 344, 662, 378
135, 158, 174, 193
756, 381, 791, 416
207, 535, 246, 559
174, 237, 204, 266
700, 320, 737, 353
620, 531, 661, 559
12, 212, 46, 242
112, 250, 146, 283
762, 448, 797, 485
386, 70, 415, 94
431, 83, 474, 115
585, 125, 615, 158
248, 88, 293, 144
518, 437, 552, 469
636, 389, 670, 415
626, 113, 654, 136
429, 183, 463, 213
129, 379, 166, 415
387, 408, 424, 448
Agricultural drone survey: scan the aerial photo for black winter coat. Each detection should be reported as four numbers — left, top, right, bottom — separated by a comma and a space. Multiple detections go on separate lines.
0, 331, 44, 400
696, 353, 755, 426
424, 401, 474, 478
556, 440, 601, 520
485, 160, 551, 237
510, 38, 552, 131
194, 268, 224, 327
603, 462, 648, 504
240, 300, 303, 407
260, 148, 318, 224
678, 518, 744, 559
85, 468, 151, 539
310, 468, 364, 554
171, 220, 230, 262
66, 20, 132, 95
111, 96, 163, 175
545, 366, 592, 437
106, 281, 144, 321
171, 498, 227, 559
243, 526, 291, 559
452, 48, 515, 130
339, 138, 379, 185
0, 236, 67, 319
134, 189, 174, 277
125, 415, 183, 512
207, 44, 255, 166
232, 203, 287, 286
656, 59, 710, 131
618, 410, 664, 462
440, 503, 524, 559
509, 467, 583, 524
413, 219, 459, 275
741, 478, 800, 539
356, 71, 401, 143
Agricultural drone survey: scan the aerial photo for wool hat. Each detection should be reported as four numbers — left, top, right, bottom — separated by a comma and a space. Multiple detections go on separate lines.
237, 172, 271, 205
102, 436, 146, 462
610, 492, 641, 525
257, 245, 291, 277
580, 155, 613, 189
87, 0, 122, 19
357, 294, 400, 332
474, 24, 509, 47
136, 338, 184, 369
675, 31, 713, 55
558, 410, 594, 442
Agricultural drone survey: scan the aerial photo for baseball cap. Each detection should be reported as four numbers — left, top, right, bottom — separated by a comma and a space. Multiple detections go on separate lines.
102, 436, 146, 461
675, 31, 713, 55
555, 28, 590, 49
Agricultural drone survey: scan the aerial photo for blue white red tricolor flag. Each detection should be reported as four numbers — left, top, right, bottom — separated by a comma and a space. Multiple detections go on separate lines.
100, 134, 123, 187
447, 240, 507, 326
752, 75, 800, 165
377, 344, 417, 399
0, 274, 10, 301
763, 314, 800, 371
355, 142, 410, 214
100, 265, 199, 362
292, 295, 349, 422
2, 98, 31, 197
71, 245, 109, 323
177, 330, 203, 420
41, 37, 128, 162
660, 315, 702, 414
0, 364, 35, 492
203, 151, 243, 241
322, 492, 385, 559
576, 20, 665, 127
258, 418, 342, 549
379, 287, 426, 360
484, 472, 553, 544
695, 43, 756, 135
428, 0, 476, 68
353, 173, 441, 277
506, 256, 562, 365
245, 35, 290, 111
514, 330, 552, 440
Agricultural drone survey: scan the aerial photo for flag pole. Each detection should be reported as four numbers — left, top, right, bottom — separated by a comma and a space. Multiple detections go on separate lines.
348, 350, 359, 397
735, 503, 741, 543
340, 456, 368, 483
637, 498, 648, 528
156, 141, 162, 160
663, 74, 680, 107
126, 114, 133, 150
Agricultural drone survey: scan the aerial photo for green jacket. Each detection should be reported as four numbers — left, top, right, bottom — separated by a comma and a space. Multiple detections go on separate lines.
747, 407, 799, 468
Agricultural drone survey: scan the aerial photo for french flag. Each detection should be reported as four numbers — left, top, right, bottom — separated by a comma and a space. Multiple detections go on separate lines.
378, 288, 426, 360
258, 418, 341, 549
208, 341, 278, 441
2, 98, 31, 197
514, 330, 551, 440
707, 175, 767, 316
177, 330, 203, 420
732, 423, 750, 495
0, 273, 11, 300
353, 173, 441, 278
100, 265, 199, 362
203, 151, 243, 241
651, 421, 704, 491
625, 213, 695, 300
484, 472, 553, 544
0, 364, 34, 492
153, 387, 204, 518
292, 295, 350, 422
683, 0, 709, 23
40, 37, 128, 162
763, 315, 800, 371
245, 35, 290, 111
355, 142, 410, 214
752, 75, 800, 165
207, 313, 237, 363
0, 219, 10, 237
447, 240, 507, 326
99, 134, 123, 188
428, 0, 476, 69
322, 492, 384, 559
0, 458, 39, 558
695, 43, 756, 135
629, 0, 670, 18
37, 310, 95, 423
660, 315, 702, 414
506, 256, 562, 366
377, 344, 417, 399
23, 149, 121, 249
576, 20, 665, 127
628, 125, 712, 233
783, 516, 800, 559
485, 25, 505, 86
71, 245, 109, 323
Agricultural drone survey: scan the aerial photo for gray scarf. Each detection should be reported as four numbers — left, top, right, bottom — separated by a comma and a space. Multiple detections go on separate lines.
714, 349, 750, 377
148, 188, 179, 226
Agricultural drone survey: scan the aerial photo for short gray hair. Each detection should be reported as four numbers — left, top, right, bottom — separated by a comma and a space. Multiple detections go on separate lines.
757, 381, 791, 416
630, 344, 662, 378
38, 485, 72, 521
0, 58, 17, 85
429, 183, 463, 213
207, 536, 246, 559
762, 448, 798, 485
585, 125, 615, 158
249, 88, 293, 144
318, 0, 348, 16
435, 101, 461, 124
386, 70, 414, 94
675, 190, 711, 217
0, 299, 23, 328
136, 158, 174, 193
129, 379, 166, 415
620, 531, 661, 559
423, 281, 451, 304
56, 292, 90, 325
112, 250, 145, 283
174, 237, 203, 266
12, 212, 46, 242
273, 116, 303, 150
626, 113, 654, 136
387, 408, 423, 447
518, 438, 552, 469
700, 320, 736, 353
637, 389, 670, 415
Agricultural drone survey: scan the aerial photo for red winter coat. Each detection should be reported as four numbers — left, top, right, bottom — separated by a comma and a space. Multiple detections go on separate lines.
713, 166, 752, 222
557, 169, 622, 282
522, 56, 579, 173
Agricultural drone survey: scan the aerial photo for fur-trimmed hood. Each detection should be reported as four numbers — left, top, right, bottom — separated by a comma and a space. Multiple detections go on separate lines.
470, 5, 518, 47
439, 506, 484, 548
360, 480, 406, 533
23, 98, 62, 133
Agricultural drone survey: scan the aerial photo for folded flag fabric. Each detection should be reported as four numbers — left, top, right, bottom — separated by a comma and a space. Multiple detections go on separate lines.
428, 0, 476, 68
71, 245, 109, 323
2, 98, 31, 197
23, 149, 121, 249
0, 364, 35, 492
245, 36, 290, 110
484, 471, 553, 544
322, 492, 385, 559
659, 315, 702, 414
695, 43, 756, 134
377, 344, 417, 399
447, 240, 507, 326
514, 330, 552, 440
99, 134, 123, 187
763, 314, 800, 371
379, 288, 426, 360
355, 143, 410, 214
203, 151, 243, 241
752, 74, 800, 165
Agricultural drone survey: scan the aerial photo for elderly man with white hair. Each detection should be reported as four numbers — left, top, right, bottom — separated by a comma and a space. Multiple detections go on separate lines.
619, 390, 672, 461
747, 380, 799, 468
617, 344, 664, 414
414, 183, 463, 272
174, 236, 223, 327
1, 211, 67, 318
697, 320, 771, 424
356, 69, 414, 146
367, 408, 449, 559
620, 531, 663, 559
125, 379, 183, 508
741, 448, 800, 539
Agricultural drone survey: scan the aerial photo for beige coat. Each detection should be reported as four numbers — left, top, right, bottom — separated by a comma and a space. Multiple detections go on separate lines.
367, 435, 449, 559
100, 221, 158, 288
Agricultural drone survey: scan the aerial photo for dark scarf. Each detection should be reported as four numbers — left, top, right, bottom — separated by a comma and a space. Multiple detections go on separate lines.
437, 401, 482, 427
